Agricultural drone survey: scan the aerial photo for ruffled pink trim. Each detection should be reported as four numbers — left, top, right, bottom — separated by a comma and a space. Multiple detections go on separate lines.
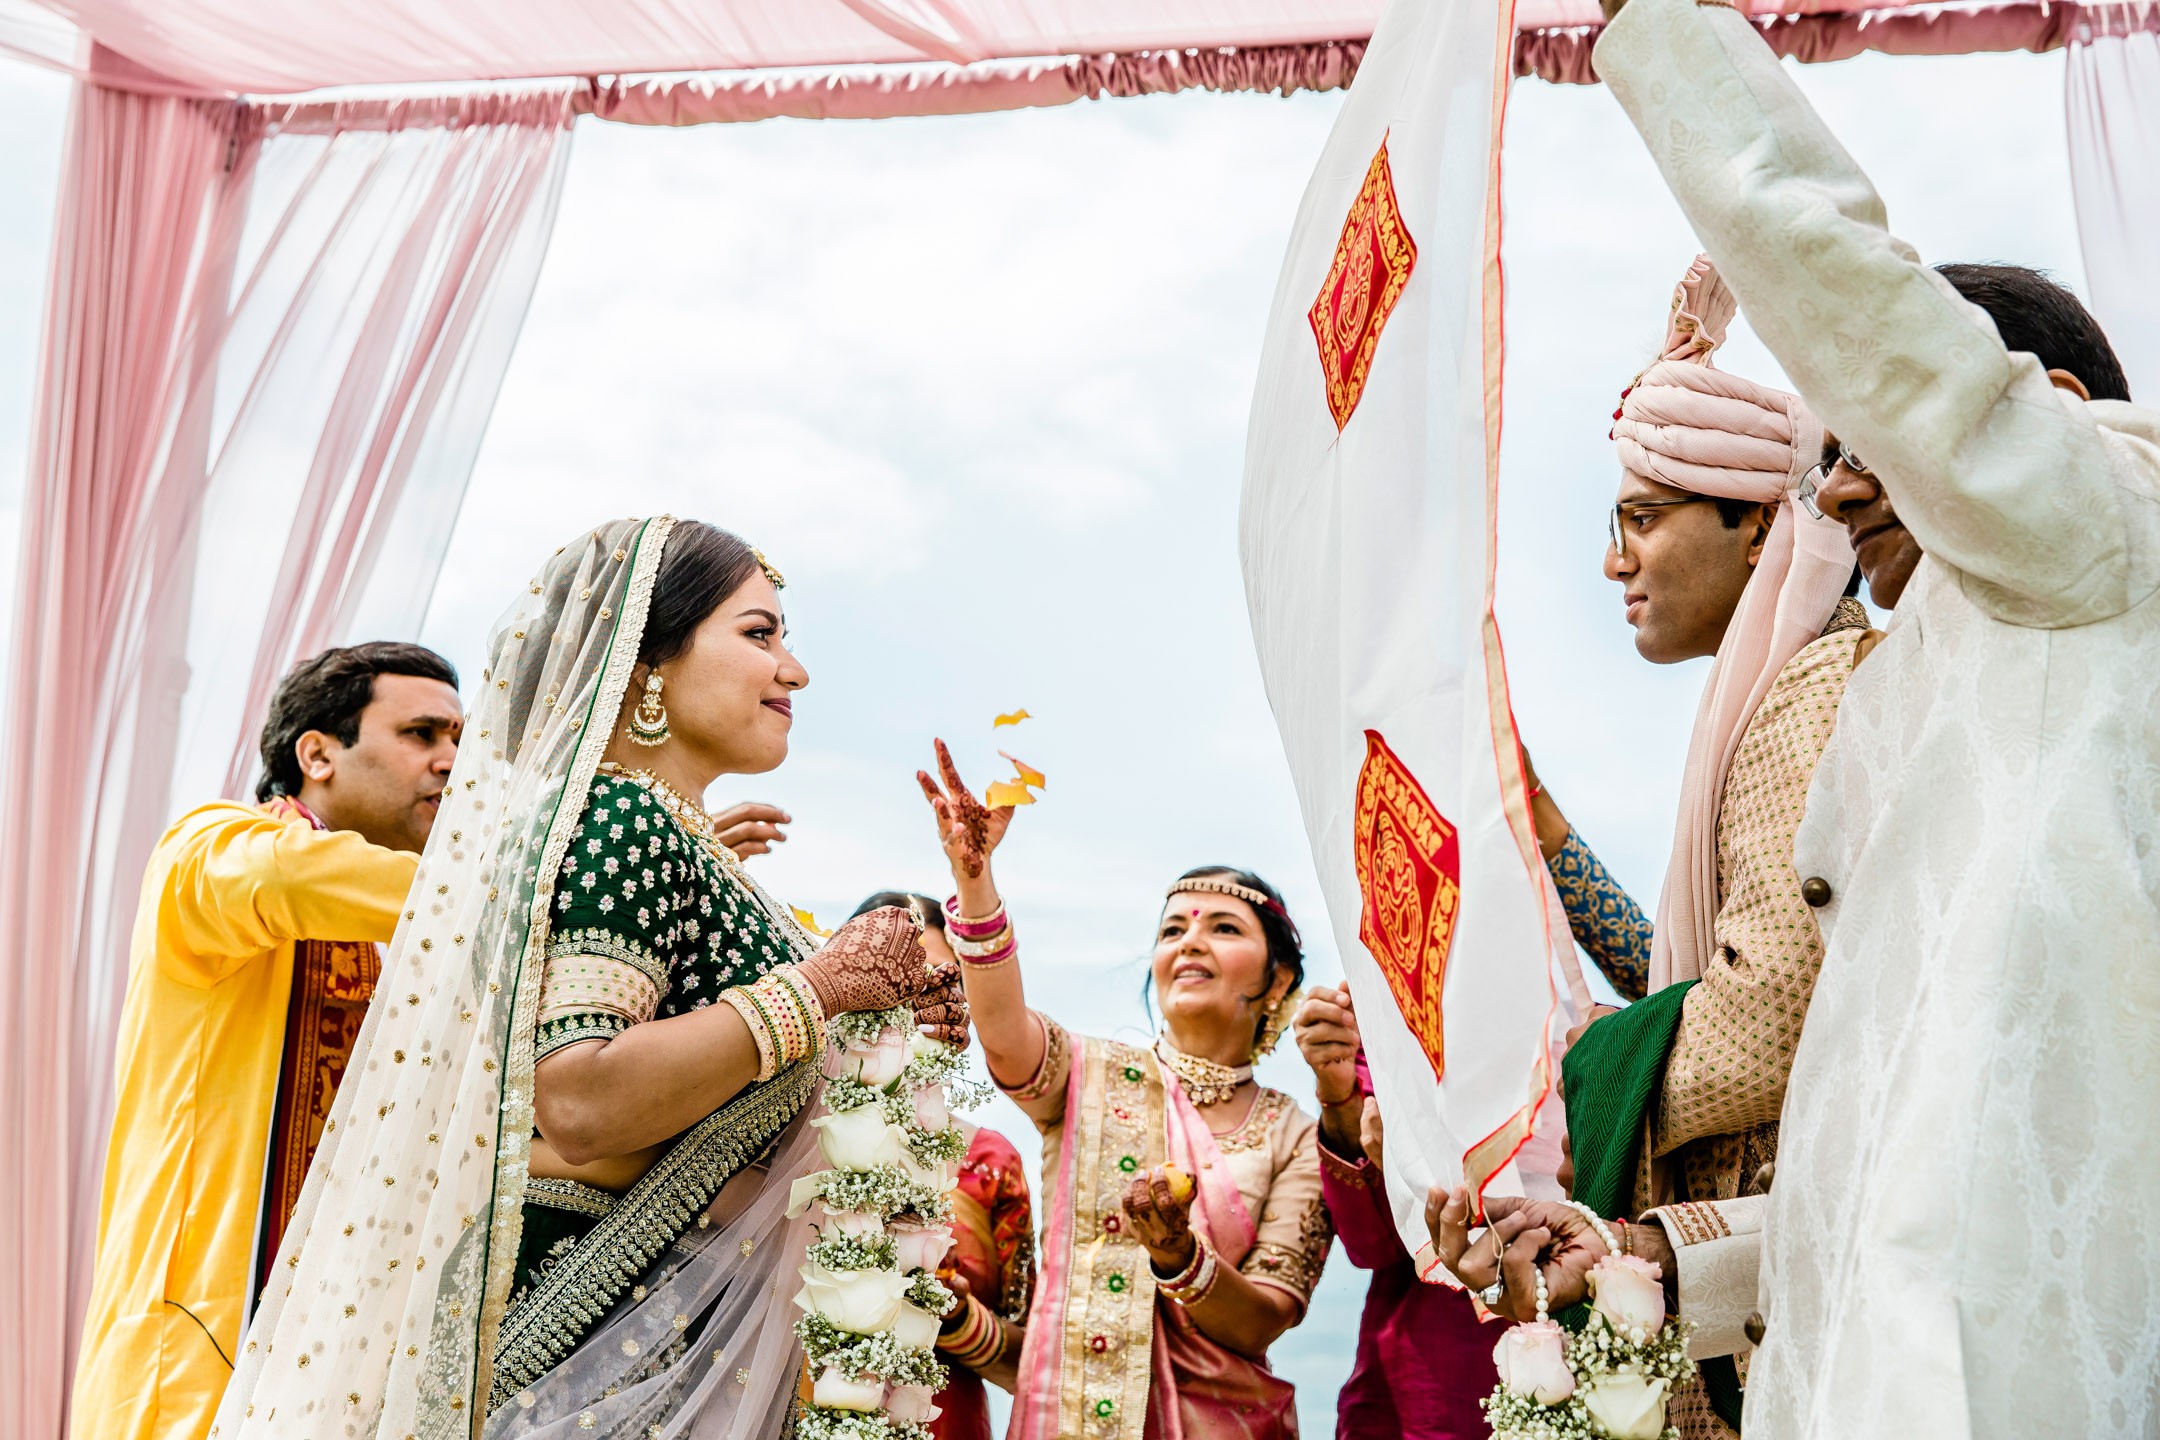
582, 40, 1364, 126
1514, 0, 2110, 85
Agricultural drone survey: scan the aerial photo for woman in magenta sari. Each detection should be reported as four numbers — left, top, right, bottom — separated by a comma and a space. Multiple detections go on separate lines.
917, 742, 1331, 1440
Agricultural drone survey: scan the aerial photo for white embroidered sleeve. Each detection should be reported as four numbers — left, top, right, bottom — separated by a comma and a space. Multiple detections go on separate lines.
1644, 1194, 1766, 1360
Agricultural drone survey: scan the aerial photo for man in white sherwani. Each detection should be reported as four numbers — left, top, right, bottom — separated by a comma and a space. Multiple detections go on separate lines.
1592, 0, 2160, 1435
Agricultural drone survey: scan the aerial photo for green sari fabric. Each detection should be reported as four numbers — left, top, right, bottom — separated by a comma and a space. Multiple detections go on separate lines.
1560, 981, 1693, 1220
1560, 982, 1742, 1430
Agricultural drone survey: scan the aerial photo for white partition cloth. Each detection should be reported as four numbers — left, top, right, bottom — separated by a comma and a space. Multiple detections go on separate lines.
2068, 14, 2160, 404
1241, 0, 1586, 1268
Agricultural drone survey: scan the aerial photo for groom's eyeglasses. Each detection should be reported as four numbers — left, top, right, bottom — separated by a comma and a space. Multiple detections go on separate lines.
1609, 497, 1716, 559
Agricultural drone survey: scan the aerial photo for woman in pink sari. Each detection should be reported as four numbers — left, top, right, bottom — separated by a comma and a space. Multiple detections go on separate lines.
917, 742, 1331, 1440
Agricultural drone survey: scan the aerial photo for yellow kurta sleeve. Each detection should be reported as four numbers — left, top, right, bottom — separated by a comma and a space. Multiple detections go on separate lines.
157, 804, 417, 985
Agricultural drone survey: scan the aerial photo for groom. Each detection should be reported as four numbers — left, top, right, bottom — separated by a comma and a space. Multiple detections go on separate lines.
70, 643, 461, 1440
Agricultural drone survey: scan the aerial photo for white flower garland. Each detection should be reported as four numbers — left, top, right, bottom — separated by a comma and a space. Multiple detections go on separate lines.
788, 1007, 988, 1439
1483, 1255, 1698, 1440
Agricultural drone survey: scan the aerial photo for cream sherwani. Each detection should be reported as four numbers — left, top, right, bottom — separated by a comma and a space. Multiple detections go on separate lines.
1597, 1, 2160, 1436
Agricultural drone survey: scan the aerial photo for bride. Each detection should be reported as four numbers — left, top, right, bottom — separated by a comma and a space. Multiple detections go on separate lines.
214, 517, 965, 1439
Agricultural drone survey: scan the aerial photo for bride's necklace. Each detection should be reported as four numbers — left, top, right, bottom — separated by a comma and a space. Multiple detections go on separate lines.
1155, 1037, 1253, 1108
598, 762, 742, 871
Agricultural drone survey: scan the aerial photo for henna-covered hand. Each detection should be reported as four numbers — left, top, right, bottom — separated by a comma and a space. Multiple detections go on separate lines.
793, 905, 930, 1018
916, 739, 1016, 880
1121, 1166, 1198, 1276
907, 963, 972, 1050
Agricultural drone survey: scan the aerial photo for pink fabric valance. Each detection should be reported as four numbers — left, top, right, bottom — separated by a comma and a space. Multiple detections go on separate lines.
13, 0, 1384, 95
580, 40, 1364, 126
1516, 0, 2093, 84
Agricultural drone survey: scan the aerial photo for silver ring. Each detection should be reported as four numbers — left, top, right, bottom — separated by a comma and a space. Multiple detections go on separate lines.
1478, 1277, 1505, 1307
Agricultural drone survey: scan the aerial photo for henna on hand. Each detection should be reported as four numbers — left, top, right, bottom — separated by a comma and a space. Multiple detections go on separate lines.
1122, 1167, 1197, 1273
909, 965, 972, 1049
916, 740, 1017, 881
794, 905, 930, 1017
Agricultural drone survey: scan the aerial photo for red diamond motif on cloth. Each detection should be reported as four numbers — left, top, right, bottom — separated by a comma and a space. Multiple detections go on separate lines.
1352, 730, 1460, 1081
1308, 137, 1418, 431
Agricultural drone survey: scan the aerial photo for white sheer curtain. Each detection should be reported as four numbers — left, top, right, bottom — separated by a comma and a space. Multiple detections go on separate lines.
177, 89, 576, 805
0, 76, 575, 1440
2067, 10, 2160, 402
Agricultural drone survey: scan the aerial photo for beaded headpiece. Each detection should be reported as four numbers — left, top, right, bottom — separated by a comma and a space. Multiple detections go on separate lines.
1165, 876, 1272, 911
753, 547, 785, 589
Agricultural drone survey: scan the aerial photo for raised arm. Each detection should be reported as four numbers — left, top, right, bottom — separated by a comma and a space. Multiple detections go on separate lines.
162, 804, 416, 983
917, 741, 1050, 1115
1596, 0, 2154, 626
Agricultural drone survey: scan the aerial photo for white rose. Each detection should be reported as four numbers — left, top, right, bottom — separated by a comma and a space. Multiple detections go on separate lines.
891, 1300, 942, 1349
890, 1221, 954, 1274
815, 1203, 886, 1240
1588, 1255, 1667, 1338
793, 1260, 906, 1335
900, 1146, 960, 1191
811, 1364, 888, 1412
912, 1084, 951, 1132
1579, 1370, 1670, 1440
823, 1027, 910, 1086
885, 1383, 942, 1424
812, 1106, 912, 1172
909, 1031, 949, 1063
1492, 1320, 1575, 1405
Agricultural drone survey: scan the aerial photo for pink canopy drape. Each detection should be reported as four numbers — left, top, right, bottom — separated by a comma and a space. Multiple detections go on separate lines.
2067, 4, 2160, 402
0, 64, 572, 1440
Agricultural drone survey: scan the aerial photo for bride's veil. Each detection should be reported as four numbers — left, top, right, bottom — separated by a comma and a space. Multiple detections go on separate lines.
215, 516, 699, 1439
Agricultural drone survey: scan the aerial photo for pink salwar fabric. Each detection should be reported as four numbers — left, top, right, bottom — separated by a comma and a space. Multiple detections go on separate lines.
1012, 1036, 1296, 1440
0, 67, 571, 1440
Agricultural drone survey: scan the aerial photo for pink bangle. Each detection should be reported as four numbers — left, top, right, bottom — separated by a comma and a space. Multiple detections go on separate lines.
944, 895, 1009, 941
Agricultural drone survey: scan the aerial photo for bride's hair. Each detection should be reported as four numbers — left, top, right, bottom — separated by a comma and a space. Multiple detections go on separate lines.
640, 520, 766, 668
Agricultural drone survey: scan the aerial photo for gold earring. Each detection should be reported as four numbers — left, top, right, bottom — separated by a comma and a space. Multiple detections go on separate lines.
626, 672, 670, 747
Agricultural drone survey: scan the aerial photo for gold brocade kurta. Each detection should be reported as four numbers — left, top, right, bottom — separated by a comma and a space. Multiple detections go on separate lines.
1635, 600, 1870, 1439
69, 803, 416, 1440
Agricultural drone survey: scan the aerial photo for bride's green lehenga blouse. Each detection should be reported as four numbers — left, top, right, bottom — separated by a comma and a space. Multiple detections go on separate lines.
492, 768, 816, 1409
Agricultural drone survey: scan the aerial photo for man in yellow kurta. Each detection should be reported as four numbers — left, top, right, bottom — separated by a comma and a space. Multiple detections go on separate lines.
70, 643, 462, 1440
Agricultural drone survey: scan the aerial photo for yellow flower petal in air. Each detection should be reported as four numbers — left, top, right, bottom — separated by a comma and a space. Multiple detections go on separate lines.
984, 781, 1037, 809
998, 751, 1047, 790
791, 906, 832, 938
992, 709, 1033, 728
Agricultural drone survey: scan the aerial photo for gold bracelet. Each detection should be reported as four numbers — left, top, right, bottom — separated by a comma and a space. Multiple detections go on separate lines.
718, 986, 779, 1081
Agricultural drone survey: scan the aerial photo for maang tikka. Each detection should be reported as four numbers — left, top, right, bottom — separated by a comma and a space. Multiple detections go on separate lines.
627, 672, 671, 746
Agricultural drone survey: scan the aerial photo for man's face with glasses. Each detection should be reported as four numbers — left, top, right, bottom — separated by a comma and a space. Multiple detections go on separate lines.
1604, 473, 1777, 664
1806, 436, 1924, 609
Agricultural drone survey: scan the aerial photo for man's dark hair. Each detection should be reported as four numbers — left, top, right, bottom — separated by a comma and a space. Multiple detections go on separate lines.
1935, 263, 2130, 403
1707, 501, 1863, 596
256, 642, 459, 801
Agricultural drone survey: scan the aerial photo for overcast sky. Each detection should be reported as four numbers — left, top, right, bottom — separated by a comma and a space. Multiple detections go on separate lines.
0, 43, 2087, 1427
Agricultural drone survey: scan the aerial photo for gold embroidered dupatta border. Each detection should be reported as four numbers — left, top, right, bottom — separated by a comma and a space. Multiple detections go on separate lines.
1053, 1037, 1167, 1440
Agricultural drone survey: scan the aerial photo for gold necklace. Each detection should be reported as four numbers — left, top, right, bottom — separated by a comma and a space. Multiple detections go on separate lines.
1154, 1037, 1253, 1108
598, 762, 738, 864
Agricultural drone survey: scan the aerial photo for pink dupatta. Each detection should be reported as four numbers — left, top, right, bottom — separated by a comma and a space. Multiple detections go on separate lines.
1012, 1034, 1297, 1440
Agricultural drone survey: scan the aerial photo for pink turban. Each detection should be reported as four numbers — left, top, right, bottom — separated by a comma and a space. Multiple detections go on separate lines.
1614, 256, 1856, 992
